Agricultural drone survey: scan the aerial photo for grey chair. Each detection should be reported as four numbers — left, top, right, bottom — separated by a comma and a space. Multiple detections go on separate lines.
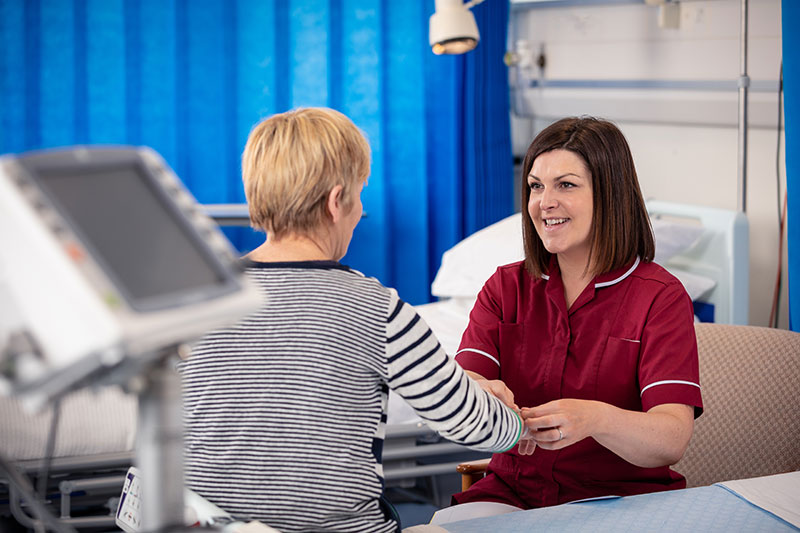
674, 323, 800, 487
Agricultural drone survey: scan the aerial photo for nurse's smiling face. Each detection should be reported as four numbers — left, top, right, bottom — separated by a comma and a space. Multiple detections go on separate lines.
527, 149, 594, 266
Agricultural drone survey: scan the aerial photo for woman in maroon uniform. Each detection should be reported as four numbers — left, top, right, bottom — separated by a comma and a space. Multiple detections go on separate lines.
453, 116, 703, 509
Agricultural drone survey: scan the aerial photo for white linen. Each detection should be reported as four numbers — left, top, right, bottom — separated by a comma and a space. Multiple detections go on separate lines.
651, 217, 704, 265
670, 268, 717, 301
717, 471, 800, 528
429, 501, 523, 525
431, 214, 522, 299
0, 386, 137, 461
414, 299, 475, 356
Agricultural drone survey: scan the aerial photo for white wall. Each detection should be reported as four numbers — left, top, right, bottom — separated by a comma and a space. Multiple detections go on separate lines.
509, 0, 788, 327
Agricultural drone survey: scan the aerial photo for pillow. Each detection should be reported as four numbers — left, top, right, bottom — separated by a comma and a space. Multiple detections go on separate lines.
668, 268, 717, 301
651, 218, 704, 265
432, 213, 707, 299
431, 213, 523, 298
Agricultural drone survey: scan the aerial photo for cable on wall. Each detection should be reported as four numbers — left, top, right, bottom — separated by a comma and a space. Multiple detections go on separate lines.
770, 61, 786, 328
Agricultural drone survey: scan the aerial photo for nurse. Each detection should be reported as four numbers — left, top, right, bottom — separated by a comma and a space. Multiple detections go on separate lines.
453, 116, 703, 509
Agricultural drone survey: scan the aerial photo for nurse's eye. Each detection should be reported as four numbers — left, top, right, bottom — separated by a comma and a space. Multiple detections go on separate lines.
559, 181, 576, 189
528, 181, 543, 190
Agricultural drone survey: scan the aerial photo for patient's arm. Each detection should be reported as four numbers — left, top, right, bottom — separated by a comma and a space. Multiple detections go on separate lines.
465, 371, 518, 412
384, 293, 523, 454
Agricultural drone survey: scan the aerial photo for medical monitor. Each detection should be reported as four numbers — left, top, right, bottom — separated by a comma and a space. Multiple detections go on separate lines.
0, 147, 261, 406
24, 152, 230, 309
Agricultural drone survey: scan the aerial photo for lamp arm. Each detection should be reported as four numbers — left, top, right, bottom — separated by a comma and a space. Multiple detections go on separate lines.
464, 0, 486, 8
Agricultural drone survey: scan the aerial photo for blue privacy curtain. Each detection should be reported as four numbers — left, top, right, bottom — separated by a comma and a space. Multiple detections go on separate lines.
0, 0, 514, 305
782, 1, 799, 331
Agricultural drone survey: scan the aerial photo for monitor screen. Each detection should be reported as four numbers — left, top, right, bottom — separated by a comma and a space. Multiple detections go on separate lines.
35, 163, 227, 308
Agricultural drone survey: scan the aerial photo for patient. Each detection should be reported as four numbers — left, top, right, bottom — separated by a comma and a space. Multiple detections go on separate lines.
452, 116, 703, 510
178, 107, 525, 533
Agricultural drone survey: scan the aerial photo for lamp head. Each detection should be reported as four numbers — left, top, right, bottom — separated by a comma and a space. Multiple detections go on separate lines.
429, 0, 480, 55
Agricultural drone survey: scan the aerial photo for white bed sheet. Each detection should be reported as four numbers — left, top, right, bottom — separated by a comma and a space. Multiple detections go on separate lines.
717, 471, 800, 528
0, 386, 137, 461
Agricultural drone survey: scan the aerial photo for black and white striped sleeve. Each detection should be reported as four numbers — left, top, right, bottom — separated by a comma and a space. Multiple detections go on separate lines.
384, 291, 522, 452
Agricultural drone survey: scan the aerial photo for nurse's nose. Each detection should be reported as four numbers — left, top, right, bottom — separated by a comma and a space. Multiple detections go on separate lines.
539, 187, 558, 210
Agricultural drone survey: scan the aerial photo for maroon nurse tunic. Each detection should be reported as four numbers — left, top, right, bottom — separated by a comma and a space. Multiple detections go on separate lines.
453, 257, 703, 509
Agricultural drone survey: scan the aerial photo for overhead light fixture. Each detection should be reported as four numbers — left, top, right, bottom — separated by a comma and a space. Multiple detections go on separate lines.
429, 0, 485, 55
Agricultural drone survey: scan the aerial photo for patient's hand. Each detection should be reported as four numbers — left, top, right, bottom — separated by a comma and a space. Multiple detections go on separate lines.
517, 435, 536, 455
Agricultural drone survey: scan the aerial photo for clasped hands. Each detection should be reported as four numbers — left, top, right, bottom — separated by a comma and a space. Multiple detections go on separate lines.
475, 377, 597, 456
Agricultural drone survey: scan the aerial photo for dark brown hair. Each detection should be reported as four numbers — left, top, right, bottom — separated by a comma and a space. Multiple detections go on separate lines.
520, 116, 654, 277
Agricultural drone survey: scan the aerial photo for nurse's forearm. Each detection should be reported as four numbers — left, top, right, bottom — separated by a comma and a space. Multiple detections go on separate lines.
592, 402, 694, 468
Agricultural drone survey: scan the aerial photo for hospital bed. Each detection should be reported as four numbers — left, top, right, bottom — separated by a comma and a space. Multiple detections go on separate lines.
647, 200, 749, 325
0, 200, 750, 529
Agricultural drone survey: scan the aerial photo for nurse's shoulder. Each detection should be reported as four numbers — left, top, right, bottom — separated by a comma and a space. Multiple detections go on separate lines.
628, 259, 693, 301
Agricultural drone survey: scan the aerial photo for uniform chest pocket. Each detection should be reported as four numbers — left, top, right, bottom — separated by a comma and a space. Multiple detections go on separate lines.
596, 336, 642, 409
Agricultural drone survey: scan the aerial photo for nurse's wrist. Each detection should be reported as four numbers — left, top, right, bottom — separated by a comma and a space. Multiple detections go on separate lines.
589, 400, 616, 439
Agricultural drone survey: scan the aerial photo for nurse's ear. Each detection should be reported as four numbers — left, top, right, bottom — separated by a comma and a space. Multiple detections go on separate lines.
326, 185, 345, 224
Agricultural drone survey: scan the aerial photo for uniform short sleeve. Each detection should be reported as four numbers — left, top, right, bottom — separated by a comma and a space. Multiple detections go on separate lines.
638, 281, 704, 417
454, 271, 504, 380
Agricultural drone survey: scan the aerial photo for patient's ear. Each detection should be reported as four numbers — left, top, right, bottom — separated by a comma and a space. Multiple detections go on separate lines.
327, 185, 345, 223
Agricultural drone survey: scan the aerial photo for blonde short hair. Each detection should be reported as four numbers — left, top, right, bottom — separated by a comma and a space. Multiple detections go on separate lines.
242, 107, 370, 238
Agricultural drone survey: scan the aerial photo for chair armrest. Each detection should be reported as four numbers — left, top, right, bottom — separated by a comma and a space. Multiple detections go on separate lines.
456, 458, 491, 474
456, 458, 491, 491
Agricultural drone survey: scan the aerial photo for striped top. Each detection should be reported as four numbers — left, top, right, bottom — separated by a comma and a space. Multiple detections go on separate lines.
179, 260, 521, 533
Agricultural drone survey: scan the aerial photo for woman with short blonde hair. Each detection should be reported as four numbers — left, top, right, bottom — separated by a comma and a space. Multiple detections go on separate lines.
242, 107, 370, 239
181, 107, 526, 533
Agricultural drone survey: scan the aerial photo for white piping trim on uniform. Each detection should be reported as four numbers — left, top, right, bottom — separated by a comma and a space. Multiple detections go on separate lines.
595, 256, 640, 288
540, 256, 640, 285
640, 379, 701, 396
455, 348, 500, 368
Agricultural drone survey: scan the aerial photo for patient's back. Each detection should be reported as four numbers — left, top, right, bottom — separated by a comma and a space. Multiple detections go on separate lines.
180, 260, 394, 532
179, 260, 521, 533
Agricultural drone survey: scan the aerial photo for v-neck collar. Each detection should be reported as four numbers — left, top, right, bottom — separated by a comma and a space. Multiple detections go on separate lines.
541, 256, 640, 288
542, 256, 641, 315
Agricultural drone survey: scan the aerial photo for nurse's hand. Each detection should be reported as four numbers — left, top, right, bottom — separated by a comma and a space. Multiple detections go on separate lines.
465, 371, 519, 412
520, 399, 599, 450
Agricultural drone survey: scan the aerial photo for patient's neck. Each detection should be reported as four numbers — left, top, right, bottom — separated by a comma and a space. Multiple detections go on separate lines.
247, 233, 333, 262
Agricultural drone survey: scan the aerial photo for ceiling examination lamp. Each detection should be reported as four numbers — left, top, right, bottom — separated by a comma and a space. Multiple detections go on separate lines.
429, 0, 485, 55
